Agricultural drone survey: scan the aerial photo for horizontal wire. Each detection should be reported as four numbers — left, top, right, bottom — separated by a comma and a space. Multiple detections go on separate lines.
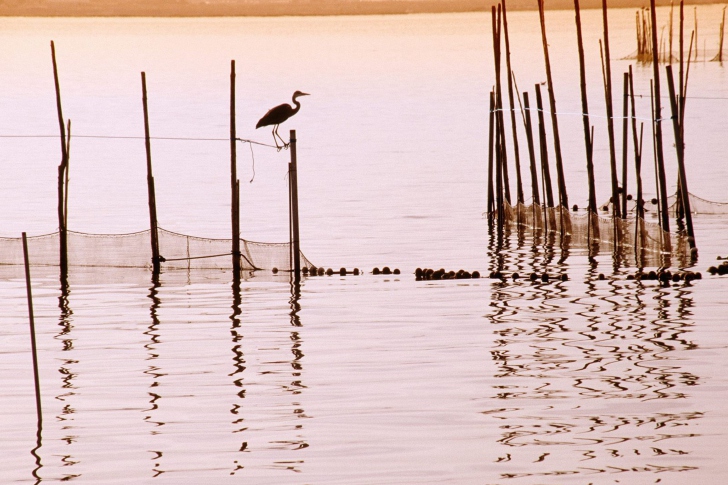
0, 133, 279, 148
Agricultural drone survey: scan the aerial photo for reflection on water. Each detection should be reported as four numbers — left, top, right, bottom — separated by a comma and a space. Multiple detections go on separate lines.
484, 225, 702, 481
144, 276, 165, 477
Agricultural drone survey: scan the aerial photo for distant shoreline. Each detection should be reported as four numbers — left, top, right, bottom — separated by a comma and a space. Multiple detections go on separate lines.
0, 0, 724, 18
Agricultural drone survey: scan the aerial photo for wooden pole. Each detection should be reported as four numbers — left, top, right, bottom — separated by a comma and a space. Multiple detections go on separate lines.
628, 66, 644, 220
601, 1, 622, 218
230, 60, 241, 274
650, 0, 671, 232
289, 130, 301, 282
666, 65, 696, 251
22, 233, 43, 427
621, 72, 629, 218
492, 5, 511, 205
487, 91, 496, 218
64, 119, 71, 231
141, 72, 161, 274
574, 0, 597, 215
501, 0, 524, 206
535, 84, 554, 209
51, 41, 68, 277
537, 0, 567, 209
523, 91, 540, 206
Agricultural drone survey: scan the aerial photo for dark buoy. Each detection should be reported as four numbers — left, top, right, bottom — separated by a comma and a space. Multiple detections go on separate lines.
541, 273, 549, 282
572, 204, 579, 212
339, 267, 346, 276
472, 271, 480, 279
301, 267, 308, 274
326, 268, 334, 276
382, 266, 392, 275
318, 267, 325, 276
627, 274, 635, 280
602, 206, 609, 212
560, 274, 568, 281
598, 273, 605, 280
272, 267, 279, 274
462, 271, 471, 278
651, 198, 658, 205
415, 268, 423, 278
627, 194, 633, 200
393, 268, 400, 275
530, 272, 538, 281
372, 267, 380, 275
512, 272, 519, 280
353, 268, 360, 275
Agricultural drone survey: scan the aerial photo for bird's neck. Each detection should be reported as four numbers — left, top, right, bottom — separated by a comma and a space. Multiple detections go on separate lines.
292, 96, 302, 114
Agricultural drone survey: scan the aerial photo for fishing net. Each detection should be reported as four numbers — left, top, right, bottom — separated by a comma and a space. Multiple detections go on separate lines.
0, 228, 313, 271
492, 202, 690, 264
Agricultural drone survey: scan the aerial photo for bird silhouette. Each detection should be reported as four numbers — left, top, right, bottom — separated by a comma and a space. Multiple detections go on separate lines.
256, 91, 309, 150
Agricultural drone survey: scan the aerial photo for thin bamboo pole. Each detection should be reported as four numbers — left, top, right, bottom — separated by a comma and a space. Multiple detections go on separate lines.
574, 0, 597, 216
289, 130, 301, 281
650, 0, 671, 232
621, 72, 629, 218
538, 0, 567, 209
666, 65, 696, 252
141, 72, 161, 274
492, 5, 511, 205
487, 91, 496, 218
64, 119, 70, 230
523, 91, 540, 206
628, 66, 643, 220
669, 0, 674, 63
501, 0, 524, 206
230, 60, 241, 274
535, 84, 554, 209
51, 41, 68, 276
601, 0, 622, 218
719, 7, 726, 62
22, 232, 43, 427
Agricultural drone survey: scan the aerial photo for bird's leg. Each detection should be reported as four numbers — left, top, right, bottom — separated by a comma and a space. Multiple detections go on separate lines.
271, 126, 282, 151
274, 125, 288, 150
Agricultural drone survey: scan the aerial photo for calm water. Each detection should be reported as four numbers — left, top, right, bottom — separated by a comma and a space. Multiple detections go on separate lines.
2, 7, 728, 484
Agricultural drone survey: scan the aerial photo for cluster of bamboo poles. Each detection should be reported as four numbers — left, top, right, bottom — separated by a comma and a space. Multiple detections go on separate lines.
637, 3, 726, 64
487, 0, 697, 259
47, 43, 303, 283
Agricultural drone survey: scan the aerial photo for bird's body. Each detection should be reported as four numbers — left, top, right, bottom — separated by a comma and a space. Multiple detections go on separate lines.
256, 91, 309, 149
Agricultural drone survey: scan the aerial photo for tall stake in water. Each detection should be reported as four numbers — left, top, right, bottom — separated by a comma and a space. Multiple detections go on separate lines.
650, 0, 671, 232
620, 73, 629, 219
501, 0, 524, 208
601, 0, 621, 218
537, 0, 567, 210
50, 41, 68, 277
522, 91, 540, 207
141, 72, 161, 274
22, 233, 43, 428
487, 91, 496, 220
492, 5, 511, 206
573, 0, 598, 222
230, 60, 241, 275
289, 130, 301, 281
665, 65, 696, 254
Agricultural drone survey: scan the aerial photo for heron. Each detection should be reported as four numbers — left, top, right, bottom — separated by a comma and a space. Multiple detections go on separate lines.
256, 91, 309, 150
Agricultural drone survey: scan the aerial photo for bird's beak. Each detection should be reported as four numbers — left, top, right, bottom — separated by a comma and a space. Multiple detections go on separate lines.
300, 92, 310, 96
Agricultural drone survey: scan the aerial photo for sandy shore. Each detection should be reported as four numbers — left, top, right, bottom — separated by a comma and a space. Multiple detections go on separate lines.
0, 0, 724, 17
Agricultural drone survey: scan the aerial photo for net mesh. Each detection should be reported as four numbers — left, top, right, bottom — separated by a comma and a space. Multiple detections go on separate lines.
493, 202, 690, 262
0, 228, 313, 271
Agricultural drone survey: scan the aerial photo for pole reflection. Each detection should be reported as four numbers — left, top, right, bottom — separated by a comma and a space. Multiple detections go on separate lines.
229, 273, 247, 476
144, 274, 166, 478
54, 273, 80, 481
484, 222, 703, 481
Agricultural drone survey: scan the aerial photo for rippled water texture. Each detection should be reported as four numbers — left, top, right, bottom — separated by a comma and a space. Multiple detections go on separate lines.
1, 7, 728, 484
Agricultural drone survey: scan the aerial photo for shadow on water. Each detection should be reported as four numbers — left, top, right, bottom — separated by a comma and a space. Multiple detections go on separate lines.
484, 224, 702, 481
144, 274, 166, 478
53, 274, 81, 481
